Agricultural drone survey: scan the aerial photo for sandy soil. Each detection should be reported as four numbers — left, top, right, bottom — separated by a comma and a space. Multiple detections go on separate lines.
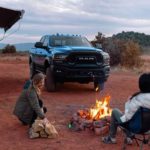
0, 54, 149, 150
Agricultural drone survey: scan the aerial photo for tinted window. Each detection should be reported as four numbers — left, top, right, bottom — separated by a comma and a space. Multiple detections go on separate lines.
43, 36, 49, 47
49, 36, 92, 47
40, 36, 45, 43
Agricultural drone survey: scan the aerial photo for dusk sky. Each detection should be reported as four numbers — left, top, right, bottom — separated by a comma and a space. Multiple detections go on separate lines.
1, 0, 150, 44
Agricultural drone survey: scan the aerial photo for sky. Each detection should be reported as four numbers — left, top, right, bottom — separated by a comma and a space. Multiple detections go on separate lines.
1, 0, 150, 44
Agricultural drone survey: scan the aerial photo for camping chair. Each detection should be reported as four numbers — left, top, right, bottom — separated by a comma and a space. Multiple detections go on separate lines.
119, 107, 150, 150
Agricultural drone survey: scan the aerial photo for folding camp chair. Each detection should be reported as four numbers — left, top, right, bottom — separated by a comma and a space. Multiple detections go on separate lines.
119, 107, 150, 150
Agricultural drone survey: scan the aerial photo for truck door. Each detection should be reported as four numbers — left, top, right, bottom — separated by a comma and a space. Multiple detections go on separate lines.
33, 36, 49, 66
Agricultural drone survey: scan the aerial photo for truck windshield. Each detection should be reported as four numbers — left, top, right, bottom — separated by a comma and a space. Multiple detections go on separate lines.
49, 36, 92, 47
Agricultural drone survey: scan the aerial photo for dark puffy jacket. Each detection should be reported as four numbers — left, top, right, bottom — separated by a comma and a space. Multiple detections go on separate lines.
13, 87, 45, 124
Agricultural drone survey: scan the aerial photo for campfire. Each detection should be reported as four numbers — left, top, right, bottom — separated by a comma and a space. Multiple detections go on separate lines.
69, 96, 112, 135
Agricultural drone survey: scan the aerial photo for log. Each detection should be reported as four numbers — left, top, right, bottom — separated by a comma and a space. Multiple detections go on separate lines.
94, 125, 109, 136
40, 130, 48, 138
93, 120, 107, 128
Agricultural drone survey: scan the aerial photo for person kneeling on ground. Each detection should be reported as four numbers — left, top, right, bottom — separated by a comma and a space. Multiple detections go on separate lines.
102, 73, 150, 144
13, 73, 49, 137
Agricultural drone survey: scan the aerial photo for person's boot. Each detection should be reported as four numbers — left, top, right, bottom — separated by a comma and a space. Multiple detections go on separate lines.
126, 137, 133, 145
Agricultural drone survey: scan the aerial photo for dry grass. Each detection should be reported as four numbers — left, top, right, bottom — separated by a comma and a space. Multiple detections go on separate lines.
0, 52, 28, 63
110, 54, 150, 75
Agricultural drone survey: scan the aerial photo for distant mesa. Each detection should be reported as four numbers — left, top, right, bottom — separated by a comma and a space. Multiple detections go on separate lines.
0, 43, 34, 51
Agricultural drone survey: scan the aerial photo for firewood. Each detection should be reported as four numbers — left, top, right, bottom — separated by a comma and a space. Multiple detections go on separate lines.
45, 122, 58, 138
103, 116, 111, 122
29, 128, 40, 139
94, 125, 109, 136
40, 130, 48, 138
32, 120, 44, 132
93, 120, 107, 128
72, 113, 79, 121
70, 121, 81, 131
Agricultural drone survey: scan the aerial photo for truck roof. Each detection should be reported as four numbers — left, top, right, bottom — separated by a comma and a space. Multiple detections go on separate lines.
45, 33, 82, 37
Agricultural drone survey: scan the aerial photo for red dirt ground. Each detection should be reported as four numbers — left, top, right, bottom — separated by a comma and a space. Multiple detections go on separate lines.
0, 54, 149, 150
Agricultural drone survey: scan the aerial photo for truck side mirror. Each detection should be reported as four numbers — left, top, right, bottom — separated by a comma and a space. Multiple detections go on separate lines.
35, 42, 48, 49
35, 42, 43, 48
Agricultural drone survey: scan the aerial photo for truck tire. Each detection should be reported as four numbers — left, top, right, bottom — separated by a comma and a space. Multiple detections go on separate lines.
94, 81, 104, 92
30, 62, 36, 78
45, 67, 56, 92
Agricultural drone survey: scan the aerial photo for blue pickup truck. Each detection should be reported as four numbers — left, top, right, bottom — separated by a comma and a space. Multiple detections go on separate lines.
29, 34, 110, 92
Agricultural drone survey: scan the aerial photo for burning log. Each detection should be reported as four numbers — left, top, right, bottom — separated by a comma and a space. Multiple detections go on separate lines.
77, 109, 90, 119
69, 95, 112, 135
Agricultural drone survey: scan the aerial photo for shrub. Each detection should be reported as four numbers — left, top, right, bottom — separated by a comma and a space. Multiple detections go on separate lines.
91, 32, 142, 68
103, 39, 122, 66
120, 41, 142, 68
2, 44, 16, 53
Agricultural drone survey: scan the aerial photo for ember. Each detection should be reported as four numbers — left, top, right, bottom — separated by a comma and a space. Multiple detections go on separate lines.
69, 96, 112, 135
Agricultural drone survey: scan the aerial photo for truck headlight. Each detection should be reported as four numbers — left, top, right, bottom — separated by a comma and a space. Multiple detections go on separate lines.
54, 54, 67, 60
103, 54, 110, 65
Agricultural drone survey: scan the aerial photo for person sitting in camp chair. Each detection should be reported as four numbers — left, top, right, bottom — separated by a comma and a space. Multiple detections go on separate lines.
102, 73, 150, 144
119, 107, 150, 150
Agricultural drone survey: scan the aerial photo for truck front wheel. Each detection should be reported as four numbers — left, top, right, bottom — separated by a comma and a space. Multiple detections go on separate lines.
45, 67, 56, 92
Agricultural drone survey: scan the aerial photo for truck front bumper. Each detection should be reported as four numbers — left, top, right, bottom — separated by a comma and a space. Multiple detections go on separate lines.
53, 65, 110, 82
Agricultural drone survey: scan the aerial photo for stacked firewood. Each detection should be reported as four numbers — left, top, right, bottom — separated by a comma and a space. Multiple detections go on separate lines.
29, 119, 58, 139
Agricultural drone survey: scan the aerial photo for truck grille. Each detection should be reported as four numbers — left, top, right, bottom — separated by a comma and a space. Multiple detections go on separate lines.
66, 52, 103, 64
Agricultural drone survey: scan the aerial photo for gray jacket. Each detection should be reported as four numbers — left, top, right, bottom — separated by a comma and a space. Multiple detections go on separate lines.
13, 87, 45, 124
120, 93, 150, 122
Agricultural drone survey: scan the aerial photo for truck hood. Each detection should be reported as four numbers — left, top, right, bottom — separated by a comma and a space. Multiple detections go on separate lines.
52, 46, 102, 54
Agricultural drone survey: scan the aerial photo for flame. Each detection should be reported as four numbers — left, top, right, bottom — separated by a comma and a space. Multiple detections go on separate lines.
78, 96, 112, 120
90, 96, 112, 120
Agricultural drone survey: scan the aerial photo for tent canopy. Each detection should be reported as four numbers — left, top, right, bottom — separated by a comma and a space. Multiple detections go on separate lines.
0, 7, 24, 32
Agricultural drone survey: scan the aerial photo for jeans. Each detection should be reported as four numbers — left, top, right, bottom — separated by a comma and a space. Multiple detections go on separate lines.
109, 108, 132, 138
109, 108, 123, 138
